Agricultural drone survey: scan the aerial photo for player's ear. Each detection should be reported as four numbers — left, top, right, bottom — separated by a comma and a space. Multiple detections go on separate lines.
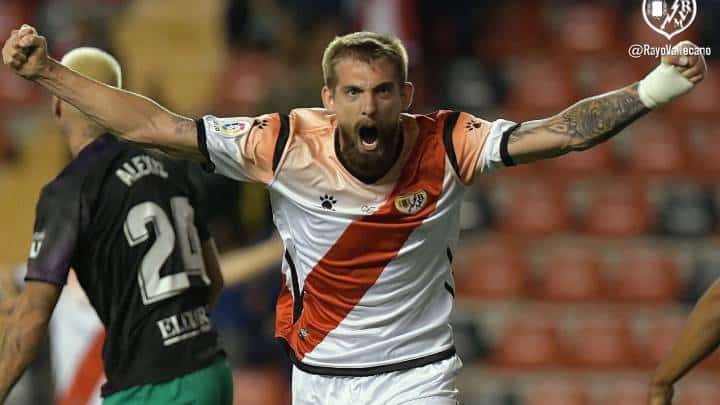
51, 96, 62, 118
401, 82, 414, 111
321, 85, 335, 112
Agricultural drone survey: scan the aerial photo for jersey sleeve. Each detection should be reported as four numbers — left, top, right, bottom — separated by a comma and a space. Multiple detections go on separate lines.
196, 113, 288, 184
450, 112, 518, 184
25, 184, 82, 286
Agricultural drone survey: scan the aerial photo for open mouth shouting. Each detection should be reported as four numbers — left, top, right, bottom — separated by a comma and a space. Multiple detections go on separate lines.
358, 125, 379, 151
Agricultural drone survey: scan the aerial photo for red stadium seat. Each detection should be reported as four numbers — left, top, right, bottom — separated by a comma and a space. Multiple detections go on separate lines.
578, 57, 645, 96
679, 383, 720, 405
607, 248, 683, 303
523, 379, 590, 405
492, 314, 564, 369
598, 378, 650, 405
623, 119, 689, 178
547, 142, 617, 178
688, 123, 720, 180
555, 3, 621, 57
497, 179, 572, 236
214, 49, 284, 115
581, 179, 652, 236
566, 314, 637, 369
479, 3, 546, 60
0, 2, 30, 40
0, 64, 41, 109
637, 315, 686, 368
455, 240, 528, 299
697, 347, 720, 371
505, 56, 578, 115
536, 246, 606, 302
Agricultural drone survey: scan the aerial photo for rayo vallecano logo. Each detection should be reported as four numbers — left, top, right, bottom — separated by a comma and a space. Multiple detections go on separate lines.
642, 0, 697, 40
395, 190, 428, 215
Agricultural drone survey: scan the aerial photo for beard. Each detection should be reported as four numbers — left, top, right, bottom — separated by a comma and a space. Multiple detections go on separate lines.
337, 120, 403, 181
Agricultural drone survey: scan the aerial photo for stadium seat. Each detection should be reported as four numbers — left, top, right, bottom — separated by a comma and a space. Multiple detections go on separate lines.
577, 57, 644, 96
491, 314, 564, 369
581, 179, 652, 236
0, 64, 41, 109
607, 248, 683, 303
497, 179, 571, 236
523, 379, 590, 405
505, 56, 578, 115
455, 240, 528, 299
697, 347, 720, 371
547, 142, 617, 178
565, 314, 637, 369
0, 2, 30, 40
686, 248, 720, 303
688, 124, 720, 180
555, 3, 621, 57
480, 3, 546, 60
679, 383, 720, 405
623, 119, 689, 178
214, 49, 281, 115
536, 246, 606, 302
637, 315, 686, 368
597, 378, 650, 405
655, 183, 715, 238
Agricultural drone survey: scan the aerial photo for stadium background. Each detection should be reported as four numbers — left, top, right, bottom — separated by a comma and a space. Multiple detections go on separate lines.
0, 0, 719, 404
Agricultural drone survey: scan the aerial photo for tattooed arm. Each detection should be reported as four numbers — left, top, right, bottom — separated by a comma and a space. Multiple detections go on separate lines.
506, 83, 649, 164
2, 26, 202, 160
0, 282, 60, 402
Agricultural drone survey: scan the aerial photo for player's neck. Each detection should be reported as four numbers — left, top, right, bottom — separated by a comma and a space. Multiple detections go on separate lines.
67, 122, 104, 157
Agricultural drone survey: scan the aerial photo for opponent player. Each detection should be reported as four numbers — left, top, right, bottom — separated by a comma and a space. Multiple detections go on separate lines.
0, 47, 233, 404
3, 27, 706, 404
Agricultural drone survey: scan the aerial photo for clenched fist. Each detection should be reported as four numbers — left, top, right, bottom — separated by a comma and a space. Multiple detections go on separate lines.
662, 40, 708, 84
2, 24, 50, 80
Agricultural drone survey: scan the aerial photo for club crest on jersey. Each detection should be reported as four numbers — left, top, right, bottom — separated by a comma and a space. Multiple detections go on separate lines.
395, 190, 428, 215
642, 0, 697, 40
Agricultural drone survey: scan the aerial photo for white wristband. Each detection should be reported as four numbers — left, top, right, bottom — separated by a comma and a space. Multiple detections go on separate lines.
637, 63, 694, 109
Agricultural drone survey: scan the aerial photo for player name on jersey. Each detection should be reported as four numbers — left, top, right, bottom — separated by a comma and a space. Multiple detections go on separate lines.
115, 155, 168, 187
156, 306, 212, 346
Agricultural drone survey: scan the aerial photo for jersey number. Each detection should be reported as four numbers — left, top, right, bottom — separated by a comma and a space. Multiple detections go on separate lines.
124, 197, 210, 304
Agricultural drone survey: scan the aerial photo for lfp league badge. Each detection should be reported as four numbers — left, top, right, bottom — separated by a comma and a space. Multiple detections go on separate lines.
642, 0, 697, 40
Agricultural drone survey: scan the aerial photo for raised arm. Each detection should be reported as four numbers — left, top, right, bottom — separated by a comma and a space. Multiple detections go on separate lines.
2, 25, 201, 160
648, 280, 720, 405
505, 41, 706, 165
0, 282, 60, 402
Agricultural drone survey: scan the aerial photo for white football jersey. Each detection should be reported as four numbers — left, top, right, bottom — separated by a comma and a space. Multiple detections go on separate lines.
199, 108, 515, 374
50, 273, 105, 405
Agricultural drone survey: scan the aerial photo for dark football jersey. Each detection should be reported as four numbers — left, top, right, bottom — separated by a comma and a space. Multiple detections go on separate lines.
25, 134, 223, 396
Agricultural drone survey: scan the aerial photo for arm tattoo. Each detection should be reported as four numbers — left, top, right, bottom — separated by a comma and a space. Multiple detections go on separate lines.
510, 83, 650, 151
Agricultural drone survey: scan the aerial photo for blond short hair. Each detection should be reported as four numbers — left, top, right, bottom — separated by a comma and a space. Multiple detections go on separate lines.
60, 47, 122, 88
321, 32, 408, 89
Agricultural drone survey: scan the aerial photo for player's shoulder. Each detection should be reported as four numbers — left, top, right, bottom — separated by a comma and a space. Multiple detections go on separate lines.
288, 107, 335, 134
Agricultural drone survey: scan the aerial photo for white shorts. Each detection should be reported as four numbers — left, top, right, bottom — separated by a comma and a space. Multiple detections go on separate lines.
291, 355, 462, 405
